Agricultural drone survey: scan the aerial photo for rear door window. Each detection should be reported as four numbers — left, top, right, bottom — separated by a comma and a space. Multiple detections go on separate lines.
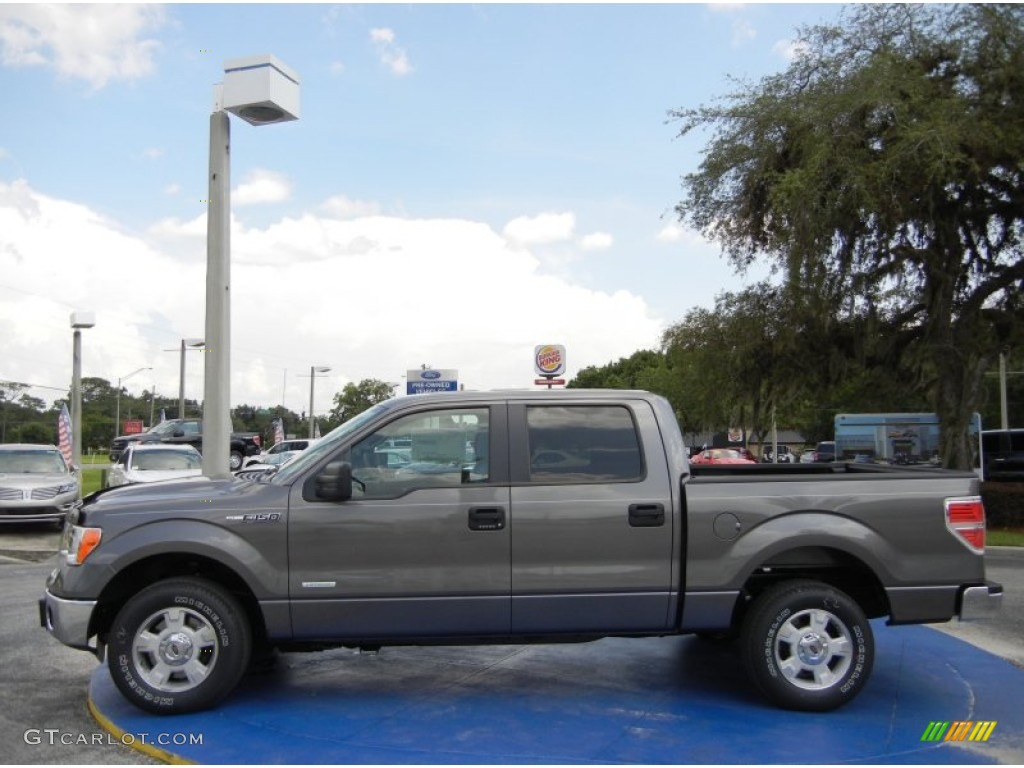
525, 405, 643, 483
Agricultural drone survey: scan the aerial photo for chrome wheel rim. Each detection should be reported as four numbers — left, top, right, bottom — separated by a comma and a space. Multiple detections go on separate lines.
773, 608, 853, 690
131, 606, 219, 692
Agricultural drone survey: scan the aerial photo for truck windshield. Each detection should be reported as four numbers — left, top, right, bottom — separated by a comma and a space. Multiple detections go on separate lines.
145, 421, 182, 436
271, 404, 389, 484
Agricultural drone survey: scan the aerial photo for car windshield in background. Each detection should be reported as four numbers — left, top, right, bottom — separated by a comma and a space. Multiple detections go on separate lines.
0, 450, 67, 473
272, 404, 389, 484
132, 450, 202, 471
144, 421, 179, 436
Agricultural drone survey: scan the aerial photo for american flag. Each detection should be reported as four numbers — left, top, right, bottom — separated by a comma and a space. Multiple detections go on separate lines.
159, 408, 167, 423
58, 403, 73, 467
273, 418, 284, 446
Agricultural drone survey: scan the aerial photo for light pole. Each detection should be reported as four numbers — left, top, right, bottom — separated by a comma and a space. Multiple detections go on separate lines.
309, 366, 331, 438
70, 312, 95, 483
203, 55, 300, 479
114, 366, 152, 438
174, 338, 205, 419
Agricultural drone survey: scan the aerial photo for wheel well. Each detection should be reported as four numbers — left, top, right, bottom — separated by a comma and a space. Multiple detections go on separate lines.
732, 546, 890, 627
90, 553, 267, 646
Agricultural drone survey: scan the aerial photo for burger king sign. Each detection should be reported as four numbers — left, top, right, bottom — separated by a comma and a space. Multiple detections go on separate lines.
534, 344, 566, 377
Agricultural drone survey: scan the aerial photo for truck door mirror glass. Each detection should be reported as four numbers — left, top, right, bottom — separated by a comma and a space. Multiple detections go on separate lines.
316, 460, 353, 501
173, 429, 185, 438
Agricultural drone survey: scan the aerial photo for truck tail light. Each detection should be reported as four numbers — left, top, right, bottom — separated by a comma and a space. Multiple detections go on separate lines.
945, 496, 985, 553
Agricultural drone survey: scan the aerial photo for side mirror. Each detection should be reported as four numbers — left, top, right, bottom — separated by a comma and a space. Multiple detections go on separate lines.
173, 429, 185, 437
315, 460, 353, 501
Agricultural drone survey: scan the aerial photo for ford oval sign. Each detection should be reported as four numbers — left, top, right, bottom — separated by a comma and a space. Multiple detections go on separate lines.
421, 370, 442, 380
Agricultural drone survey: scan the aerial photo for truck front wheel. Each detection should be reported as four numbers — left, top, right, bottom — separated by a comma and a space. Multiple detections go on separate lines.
107, 577, 252, 714
740, 579, 873, 712
229, 451, 244, 471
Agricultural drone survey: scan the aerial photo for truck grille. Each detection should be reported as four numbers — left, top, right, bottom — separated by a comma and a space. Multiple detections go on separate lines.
32, 486, 64, 500
0, 487, 24, 500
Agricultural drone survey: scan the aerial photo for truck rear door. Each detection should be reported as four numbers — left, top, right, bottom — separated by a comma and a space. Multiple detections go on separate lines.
508, 398, 676, 633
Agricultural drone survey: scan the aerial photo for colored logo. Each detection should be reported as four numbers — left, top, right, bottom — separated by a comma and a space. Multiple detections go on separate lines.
421, 370, 441, 380
534, 344, 566, 376
921, 721, 997, 742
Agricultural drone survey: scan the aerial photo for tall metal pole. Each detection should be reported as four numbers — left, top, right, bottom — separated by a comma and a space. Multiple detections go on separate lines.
1000, 350, 1009, 431
202, 108, 232, 479
179, 340, 187, 419
71, 329, 83, 484
309, 365, 316, 439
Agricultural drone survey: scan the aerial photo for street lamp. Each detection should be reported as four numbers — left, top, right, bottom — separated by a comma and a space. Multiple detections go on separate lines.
309, 366, 331, 438
70, 312, 95, 484
203, 55, 300, 479
174, 338, 205, 419
114, 366, 152, 438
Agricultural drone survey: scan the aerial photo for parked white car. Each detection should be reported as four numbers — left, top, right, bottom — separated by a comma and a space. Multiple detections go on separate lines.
106, 444, 203, 487
243, 438, 319, 468
0, 443, 78, 525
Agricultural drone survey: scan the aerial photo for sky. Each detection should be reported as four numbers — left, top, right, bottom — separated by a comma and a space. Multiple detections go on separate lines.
0, 3, 845, 422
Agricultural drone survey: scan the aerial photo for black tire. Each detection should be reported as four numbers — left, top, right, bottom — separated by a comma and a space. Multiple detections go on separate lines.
229, 451, 244, 471
107, 577, 251, 714
740, 579, 873, 712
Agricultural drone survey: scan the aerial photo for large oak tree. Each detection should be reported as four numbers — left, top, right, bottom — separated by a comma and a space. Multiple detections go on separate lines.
672, 4, 1024, 468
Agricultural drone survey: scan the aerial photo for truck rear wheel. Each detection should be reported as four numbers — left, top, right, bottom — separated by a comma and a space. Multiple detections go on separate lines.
229, 451, 244, 471
107, 577, 251, 714
740, 579, 873, 711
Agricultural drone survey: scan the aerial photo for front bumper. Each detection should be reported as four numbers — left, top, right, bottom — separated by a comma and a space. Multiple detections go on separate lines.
959, 581, 1003, 621
39, 589, 98, 654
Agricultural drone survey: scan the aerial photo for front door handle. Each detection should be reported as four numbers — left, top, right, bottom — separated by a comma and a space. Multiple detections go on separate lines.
468, 506, 506, 531
628, 503, 665, 527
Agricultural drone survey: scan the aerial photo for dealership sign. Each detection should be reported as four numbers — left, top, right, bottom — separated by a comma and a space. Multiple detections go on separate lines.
407, 368, 458, 395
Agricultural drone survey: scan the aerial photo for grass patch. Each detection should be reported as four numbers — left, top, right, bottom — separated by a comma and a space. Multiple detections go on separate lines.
81, 468, 105, 496
988, 527, 1024, 547
80, 454, 109, 465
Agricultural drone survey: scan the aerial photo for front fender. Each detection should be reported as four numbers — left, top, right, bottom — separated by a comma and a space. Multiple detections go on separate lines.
52, 517, 289, 602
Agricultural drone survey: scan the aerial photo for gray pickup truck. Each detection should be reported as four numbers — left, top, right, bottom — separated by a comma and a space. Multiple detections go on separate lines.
41, 390, 1001, 715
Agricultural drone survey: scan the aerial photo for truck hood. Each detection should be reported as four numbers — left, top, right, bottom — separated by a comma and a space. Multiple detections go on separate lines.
79, 475, 265, 521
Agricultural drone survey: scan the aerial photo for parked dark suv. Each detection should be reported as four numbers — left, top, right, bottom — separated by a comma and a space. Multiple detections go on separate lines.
813, 440, 837, 462
981, 429, 1024, 482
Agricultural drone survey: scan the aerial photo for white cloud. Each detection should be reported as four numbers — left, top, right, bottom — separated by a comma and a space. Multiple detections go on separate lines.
233, 169, 292, 206
503, 212, 575, 246
329, 60, 346, 76
773, 38, 809, 62
579, 232, 613, 251
0, 5, 166, 89
656, 223, 683, 243
731, 20, 756, 47
142, 147, 164, 160
1, 180, 662, 411
370, 27, 413, 76
163, 183, 181, 196
319, 195, 381, 219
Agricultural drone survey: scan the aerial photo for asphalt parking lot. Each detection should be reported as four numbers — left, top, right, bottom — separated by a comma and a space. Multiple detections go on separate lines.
3, 524, 1023, 764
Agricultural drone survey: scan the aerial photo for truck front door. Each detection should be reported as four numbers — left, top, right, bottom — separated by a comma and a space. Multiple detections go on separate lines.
287, 404, 511, 640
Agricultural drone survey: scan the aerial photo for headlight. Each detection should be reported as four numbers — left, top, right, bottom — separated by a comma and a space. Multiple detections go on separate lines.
55, 482, 78, 495
63, 525, 102, 566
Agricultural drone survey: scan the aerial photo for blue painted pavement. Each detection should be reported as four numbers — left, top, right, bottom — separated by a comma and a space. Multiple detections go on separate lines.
89, 620, 1024, 764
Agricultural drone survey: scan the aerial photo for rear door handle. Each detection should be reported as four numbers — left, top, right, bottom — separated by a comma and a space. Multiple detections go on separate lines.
628, 503, 665, 527
468, 506, 506, 531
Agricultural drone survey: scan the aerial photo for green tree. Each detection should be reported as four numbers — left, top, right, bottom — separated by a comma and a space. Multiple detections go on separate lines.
329, 379, 394, 424
672, 4, 1024, 468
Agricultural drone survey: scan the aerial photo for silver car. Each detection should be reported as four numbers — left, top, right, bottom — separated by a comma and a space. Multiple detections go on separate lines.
0, 444, 78, 525
107, 444, 203, 488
